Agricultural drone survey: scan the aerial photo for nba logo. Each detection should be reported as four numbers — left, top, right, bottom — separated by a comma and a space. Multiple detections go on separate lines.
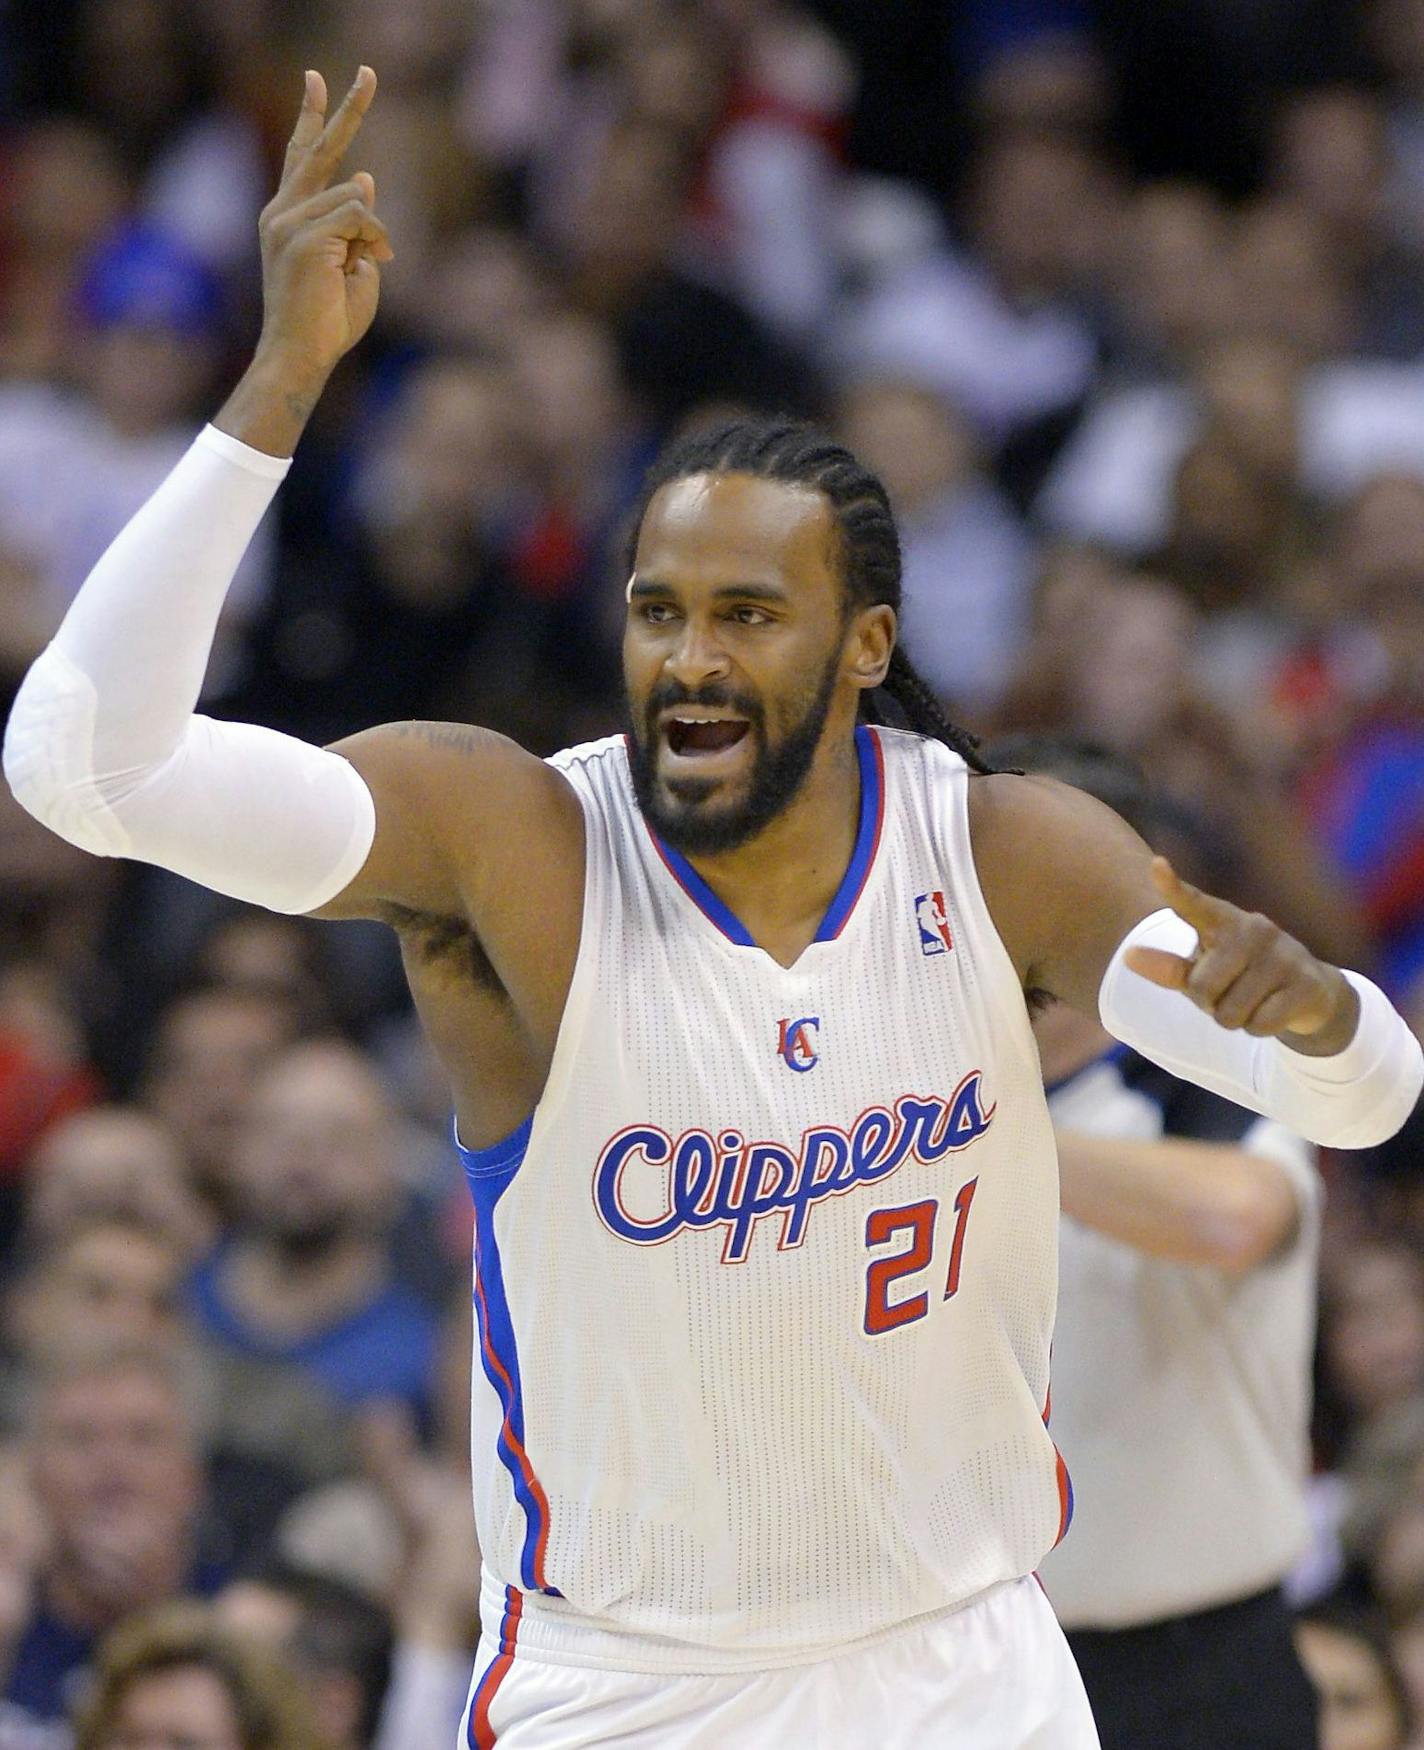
914, 891, 953, 957
777, 1017, 821, 1072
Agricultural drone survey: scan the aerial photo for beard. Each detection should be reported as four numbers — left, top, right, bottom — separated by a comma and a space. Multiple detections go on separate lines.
625, 648, 841, 855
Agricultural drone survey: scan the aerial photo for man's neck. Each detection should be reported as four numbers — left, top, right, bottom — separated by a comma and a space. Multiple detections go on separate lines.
684, 728, 863, 967
222, 1233, 387, 1342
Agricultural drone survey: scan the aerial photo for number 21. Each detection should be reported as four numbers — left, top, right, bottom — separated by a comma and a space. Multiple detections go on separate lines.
862, 1179, 978, 1337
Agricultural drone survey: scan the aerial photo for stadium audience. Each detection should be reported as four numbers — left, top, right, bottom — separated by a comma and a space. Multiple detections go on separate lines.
73, 1602, 318, 1750
3, 1343, 218, 1742
21, 1107, 208, 1262
140, 987, 302, 1218
189, 1043, 439, 1419
217, 1565, 392, 1750
0, 1, 1419, 1735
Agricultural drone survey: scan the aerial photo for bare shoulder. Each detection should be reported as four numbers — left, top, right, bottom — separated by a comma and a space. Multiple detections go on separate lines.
313, 719, 584, 924
966, 768, 1159, 1009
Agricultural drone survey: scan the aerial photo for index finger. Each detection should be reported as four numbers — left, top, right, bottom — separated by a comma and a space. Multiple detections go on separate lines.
281, 69, 327, 178
1149, 855, 1231, 937
283, 64, 377, 198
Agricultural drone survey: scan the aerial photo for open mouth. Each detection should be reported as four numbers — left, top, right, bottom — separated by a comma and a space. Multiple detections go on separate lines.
663, 716, 751, 758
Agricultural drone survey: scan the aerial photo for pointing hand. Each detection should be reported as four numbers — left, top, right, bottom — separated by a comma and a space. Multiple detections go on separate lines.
1124, 857, 1359, 1052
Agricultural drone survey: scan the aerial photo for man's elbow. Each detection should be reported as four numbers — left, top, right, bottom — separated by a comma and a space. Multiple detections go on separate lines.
1195, 1175, 1299, 1276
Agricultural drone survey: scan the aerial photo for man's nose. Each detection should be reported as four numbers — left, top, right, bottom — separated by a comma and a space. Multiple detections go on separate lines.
665, 616, 732, 689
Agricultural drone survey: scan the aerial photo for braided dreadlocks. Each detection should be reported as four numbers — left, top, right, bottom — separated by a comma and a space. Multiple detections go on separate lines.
627, 414, 998, 775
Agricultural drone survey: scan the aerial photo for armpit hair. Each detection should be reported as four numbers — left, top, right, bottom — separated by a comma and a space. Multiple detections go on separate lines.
378, 901, 504, 994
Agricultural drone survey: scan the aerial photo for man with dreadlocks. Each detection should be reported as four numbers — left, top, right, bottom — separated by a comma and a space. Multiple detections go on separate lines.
6, 71, 1421, 1750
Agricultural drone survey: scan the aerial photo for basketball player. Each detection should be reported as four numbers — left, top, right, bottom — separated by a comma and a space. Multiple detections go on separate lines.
5, 69, 1421, 1749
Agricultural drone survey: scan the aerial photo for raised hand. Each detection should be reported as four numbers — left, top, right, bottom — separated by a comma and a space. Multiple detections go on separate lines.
255, 67, 393, 385
1124, 856, 1359, 1051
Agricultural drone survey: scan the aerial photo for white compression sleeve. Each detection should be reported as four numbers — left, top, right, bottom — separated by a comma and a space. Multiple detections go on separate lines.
1098, 908, 1423, 1149
2, 425, 376, 914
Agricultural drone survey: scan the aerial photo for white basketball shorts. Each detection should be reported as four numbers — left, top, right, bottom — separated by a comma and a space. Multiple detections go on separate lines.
459, 1575, 1101, 1748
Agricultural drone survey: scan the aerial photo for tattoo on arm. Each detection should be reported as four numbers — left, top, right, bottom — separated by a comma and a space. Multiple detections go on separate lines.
390, 721, 488, 757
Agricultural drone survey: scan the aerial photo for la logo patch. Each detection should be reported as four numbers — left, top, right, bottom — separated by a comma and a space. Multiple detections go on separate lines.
777, 1016, 821, 1073
915, 891, 954, 956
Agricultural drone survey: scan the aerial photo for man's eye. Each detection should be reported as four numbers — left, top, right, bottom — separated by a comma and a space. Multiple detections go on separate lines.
730, 607, 770, 625
640, 602, 677, 623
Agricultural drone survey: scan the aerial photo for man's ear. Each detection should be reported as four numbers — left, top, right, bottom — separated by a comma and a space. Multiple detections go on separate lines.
845, 603, 896, 691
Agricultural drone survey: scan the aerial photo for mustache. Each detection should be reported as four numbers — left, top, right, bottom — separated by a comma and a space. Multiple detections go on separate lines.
644, 683, 763, 725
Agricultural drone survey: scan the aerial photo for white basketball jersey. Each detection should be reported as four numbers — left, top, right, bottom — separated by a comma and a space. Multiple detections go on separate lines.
456, 726, 1068, 1670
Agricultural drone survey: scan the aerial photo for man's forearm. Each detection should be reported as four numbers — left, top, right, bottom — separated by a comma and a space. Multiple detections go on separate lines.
1100, 910, 1424, 1148
1055, 1130, 1298, 1273
1, 426, 375, 913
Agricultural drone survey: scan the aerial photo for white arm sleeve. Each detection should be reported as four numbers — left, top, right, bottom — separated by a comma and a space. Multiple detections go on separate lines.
1098, 908, 1424, 1149
2, 425, 375, 915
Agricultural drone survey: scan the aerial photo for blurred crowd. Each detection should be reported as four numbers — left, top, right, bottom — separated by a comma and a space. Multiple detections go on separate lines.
1, 0, 1424, 1745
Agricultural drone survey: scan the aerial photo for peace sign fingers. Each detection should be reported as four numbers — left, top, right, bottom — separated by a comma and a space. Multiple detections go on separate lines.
253, 63, 389, 383
280, 65, 377, 202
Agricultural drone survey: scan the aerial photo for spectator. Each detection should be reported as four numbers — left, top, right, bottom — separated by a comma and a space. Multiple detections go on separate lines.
1270, 87, 1424, 361
830, 129, 1113, 456
74, 1602, 318, 1750
1037, 303, 1424, 558
190, 1043, 439, 1418
558, 113, 815, 427
1103, 181, 1237, 380
1371, 0, 1424, 254
1390, 1600, 1424, 1746
691, 1, 854, 340
22, 1107, 208, 1263
999, 565, 1371, 971
4, 1342, 220, 1739
190, 914, 352, 1041
67, 0, 267, 279
140, 987, 301, 1217
410, 227, 560, 358
966, 20, 1113, 142
1297, 473, 1424, 998
0, 962, 99, 1210
322, 0, 490, 324
836, 376, 1033, 713
2, 1213, 351, 1557
229, 355, 528, 748
1319, 1238, 1424, 1578
0, 221, 272, 694
0, 121, 128, 382
216, 1565, 391, 1750
231, 1400, 482, 1747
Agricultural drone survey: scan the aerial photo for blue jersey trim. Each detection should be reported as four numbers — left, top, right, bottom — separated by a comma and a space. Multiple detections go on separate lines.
456, 1115, 534, 1178
646, 724, 885, 948
647, 835, 756, 946
815, 725, 883, 942
455, 1119, 559, 1596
